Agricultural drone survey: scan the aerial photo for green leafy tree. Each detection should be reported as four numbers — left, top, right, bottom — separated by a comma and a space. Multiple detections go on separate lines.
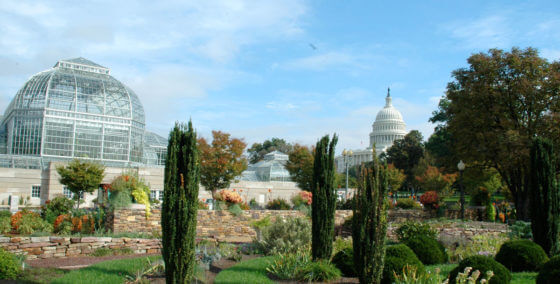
56, 159, 104, 209
353, 150, 388, 284
426, 98, 457, 172
162, 121, 199, 283
311, 134, 338, 260
198, 131, 247, 198
440, 47, 560, 219
247, 137, 293, 164
530, 137, 560, 256
286, 144, 315, 191
385, 130, 425, 190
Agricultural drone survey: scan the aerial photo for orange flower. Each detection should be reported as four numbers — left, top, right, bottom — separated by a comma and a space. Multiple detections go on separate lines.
268, 189, 272, 193
498, 213, 506, 223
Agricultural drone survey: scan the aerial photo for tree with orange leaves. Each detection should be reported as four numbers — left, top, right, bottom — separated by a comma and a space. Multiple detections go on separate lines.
415, 165, 457, 197
198, 131, 247, 198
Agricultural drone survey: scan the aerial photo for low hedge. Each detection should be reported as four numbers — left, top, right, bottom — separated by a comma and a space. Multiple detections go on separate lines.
383, 244, 424, 284
537, 255, 560, 284
404, 235, 448, 265
449, 255, 511, 284
495, 239, 548, 272
0, 248, 21, 280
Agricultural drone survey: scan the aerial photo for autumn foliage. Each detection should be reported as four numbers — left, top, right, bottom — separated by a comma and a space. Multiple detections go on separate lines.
415, 166, 457, 197
420, 191, 439, 209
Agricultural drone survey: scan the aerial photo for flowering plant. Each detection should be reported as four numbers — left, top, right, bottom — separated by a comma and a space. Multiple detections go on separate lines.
420, 191, 439, 209
217, 189, 243, 204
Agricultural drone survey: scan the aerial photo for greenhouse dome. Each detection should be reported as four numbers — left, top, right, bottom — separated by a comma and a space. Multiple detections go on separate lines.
0, 57, 165, 168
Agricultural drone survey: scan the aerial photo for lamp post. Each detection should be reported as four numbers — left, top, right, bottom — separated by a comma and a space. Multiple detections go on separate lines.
342, 149, 353, 201
457, 160, 466, 220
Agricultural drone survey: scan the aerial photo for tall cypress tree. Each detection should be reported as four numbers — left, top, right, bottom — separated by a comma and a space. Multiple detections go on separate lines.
162, 121, 199, 283
353, 149, 388, 284
530, 137, 560, 256
311, 134, 338, 260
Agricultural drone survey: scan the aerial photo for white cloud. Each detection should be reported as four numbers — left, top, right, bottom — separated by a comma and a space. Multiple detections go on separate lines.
443, 15, 512, 49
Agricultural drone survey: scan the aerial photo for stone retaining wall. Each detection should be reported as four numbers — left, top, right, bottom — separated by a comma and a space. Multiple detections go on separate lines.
0, 236, 161, 260
108, 208, 491, 242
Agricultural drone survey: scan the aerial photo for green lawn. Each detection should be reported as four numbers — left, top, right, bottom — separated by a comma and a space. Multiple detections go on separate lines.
50, 255, 161, 284
214, 256, 276, 284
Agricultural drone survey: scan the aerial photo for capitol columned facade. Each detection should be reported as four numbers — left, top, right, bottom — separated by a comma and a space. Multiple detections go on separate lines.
336, 89, 406, 172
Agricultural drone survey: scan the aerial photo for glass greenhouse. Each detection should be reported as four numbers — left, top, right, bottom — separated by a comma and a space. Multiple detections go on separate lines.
240, 151, 291, 182
0, 58, 167, 168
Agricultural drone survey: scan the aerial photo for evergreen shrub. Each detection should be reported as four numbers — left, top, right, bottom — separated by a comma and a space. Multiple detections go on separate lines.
404, 235, 448, 265
537, 255, 560, 284
331, 247, 356, 277
449, 255, 511, 284
383, 244, 424, 284
396, 220, 437, 242
259, 217, 311, 255
0, 248, 21, 280
495, 239, 548, 272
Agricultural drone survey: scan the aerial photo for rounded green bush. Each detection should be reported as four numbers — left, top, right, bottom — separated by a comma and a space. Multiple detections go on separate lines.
404, 235, 448, 265
383, 244, 424, 284
537, 255, 560, 284
331, 247, 356, 277
495, 239, 548, 272
449, 255, 511, 284
0, 248, 21, 280
296, 260, 341, 282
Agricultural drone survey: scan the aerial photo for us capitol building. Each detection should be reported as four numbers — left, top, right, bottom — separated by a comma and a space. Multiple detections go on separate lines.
336, 89, 406, 172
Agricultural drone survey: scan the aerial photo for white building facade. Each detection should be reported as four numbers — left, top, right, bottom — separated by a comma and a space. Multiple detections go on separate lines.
336, 89, 406, 172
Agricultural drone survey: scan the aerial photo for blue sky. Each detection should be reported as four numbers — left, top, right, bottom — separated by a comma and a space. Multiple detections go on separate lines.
1, 0, 559, 153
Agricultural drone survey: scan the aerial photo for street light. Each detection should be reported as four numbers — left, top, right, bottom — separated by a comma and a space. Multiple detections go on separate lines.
457, 160, 466, 220
342, 149, 353, 201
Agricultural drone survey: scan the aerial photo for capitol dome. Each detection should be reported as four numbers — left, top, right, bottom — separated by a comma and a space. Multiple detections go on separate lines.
0, 57, 155, 166
369, 88, 406, 154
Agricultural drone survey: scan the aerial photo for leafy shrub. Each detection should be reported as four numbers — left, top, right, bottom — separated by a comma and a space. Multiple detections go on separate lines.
218, 243, 242, 262
266, 198, 291, 210
259, 217, 311, 255
420, 191, 439, 209
296, 260, 341, 282
383, 244, 425, 284
0, 248, 21, 280
239, 202, 250, 210
495, 239, 548, 272
267, 250, 312, 280
449, 255, 511, 284
508, 221, 533, 240
11, 210, 52, 235
331, 247, 356, 277
333, 237, 352, 255
249, 198, 260, 209
336, 197, 354, 210
537, 255, 560, 284
393, 264, 449, 284
395, 221, 437, 243
291, 191, 312, 208
198, 200, 209, 210
0, 211, 11, 218
0, 217, 11, 234
487, 203, 497, 221
53, 214, 72, 235
395, 198, 421, 209
228, 203, 243, 216
41, 196, 75, 224
404, 235, 448, 265
108, 190, 132, 208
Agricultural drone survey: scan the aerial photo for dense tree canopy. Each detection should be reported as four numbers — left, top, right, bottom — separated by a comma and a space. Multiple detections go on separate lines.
439, 47, 560, 219
198, 131, 247, 198
56, 159, 105, 209
385, 130, 425, 190
285, 144, 314, 191
247, 138, 293, 164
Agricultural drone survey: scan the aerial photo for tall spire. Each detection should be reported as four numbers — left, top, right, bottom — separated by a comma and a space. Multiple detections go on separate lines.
385, 87, 392, 107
